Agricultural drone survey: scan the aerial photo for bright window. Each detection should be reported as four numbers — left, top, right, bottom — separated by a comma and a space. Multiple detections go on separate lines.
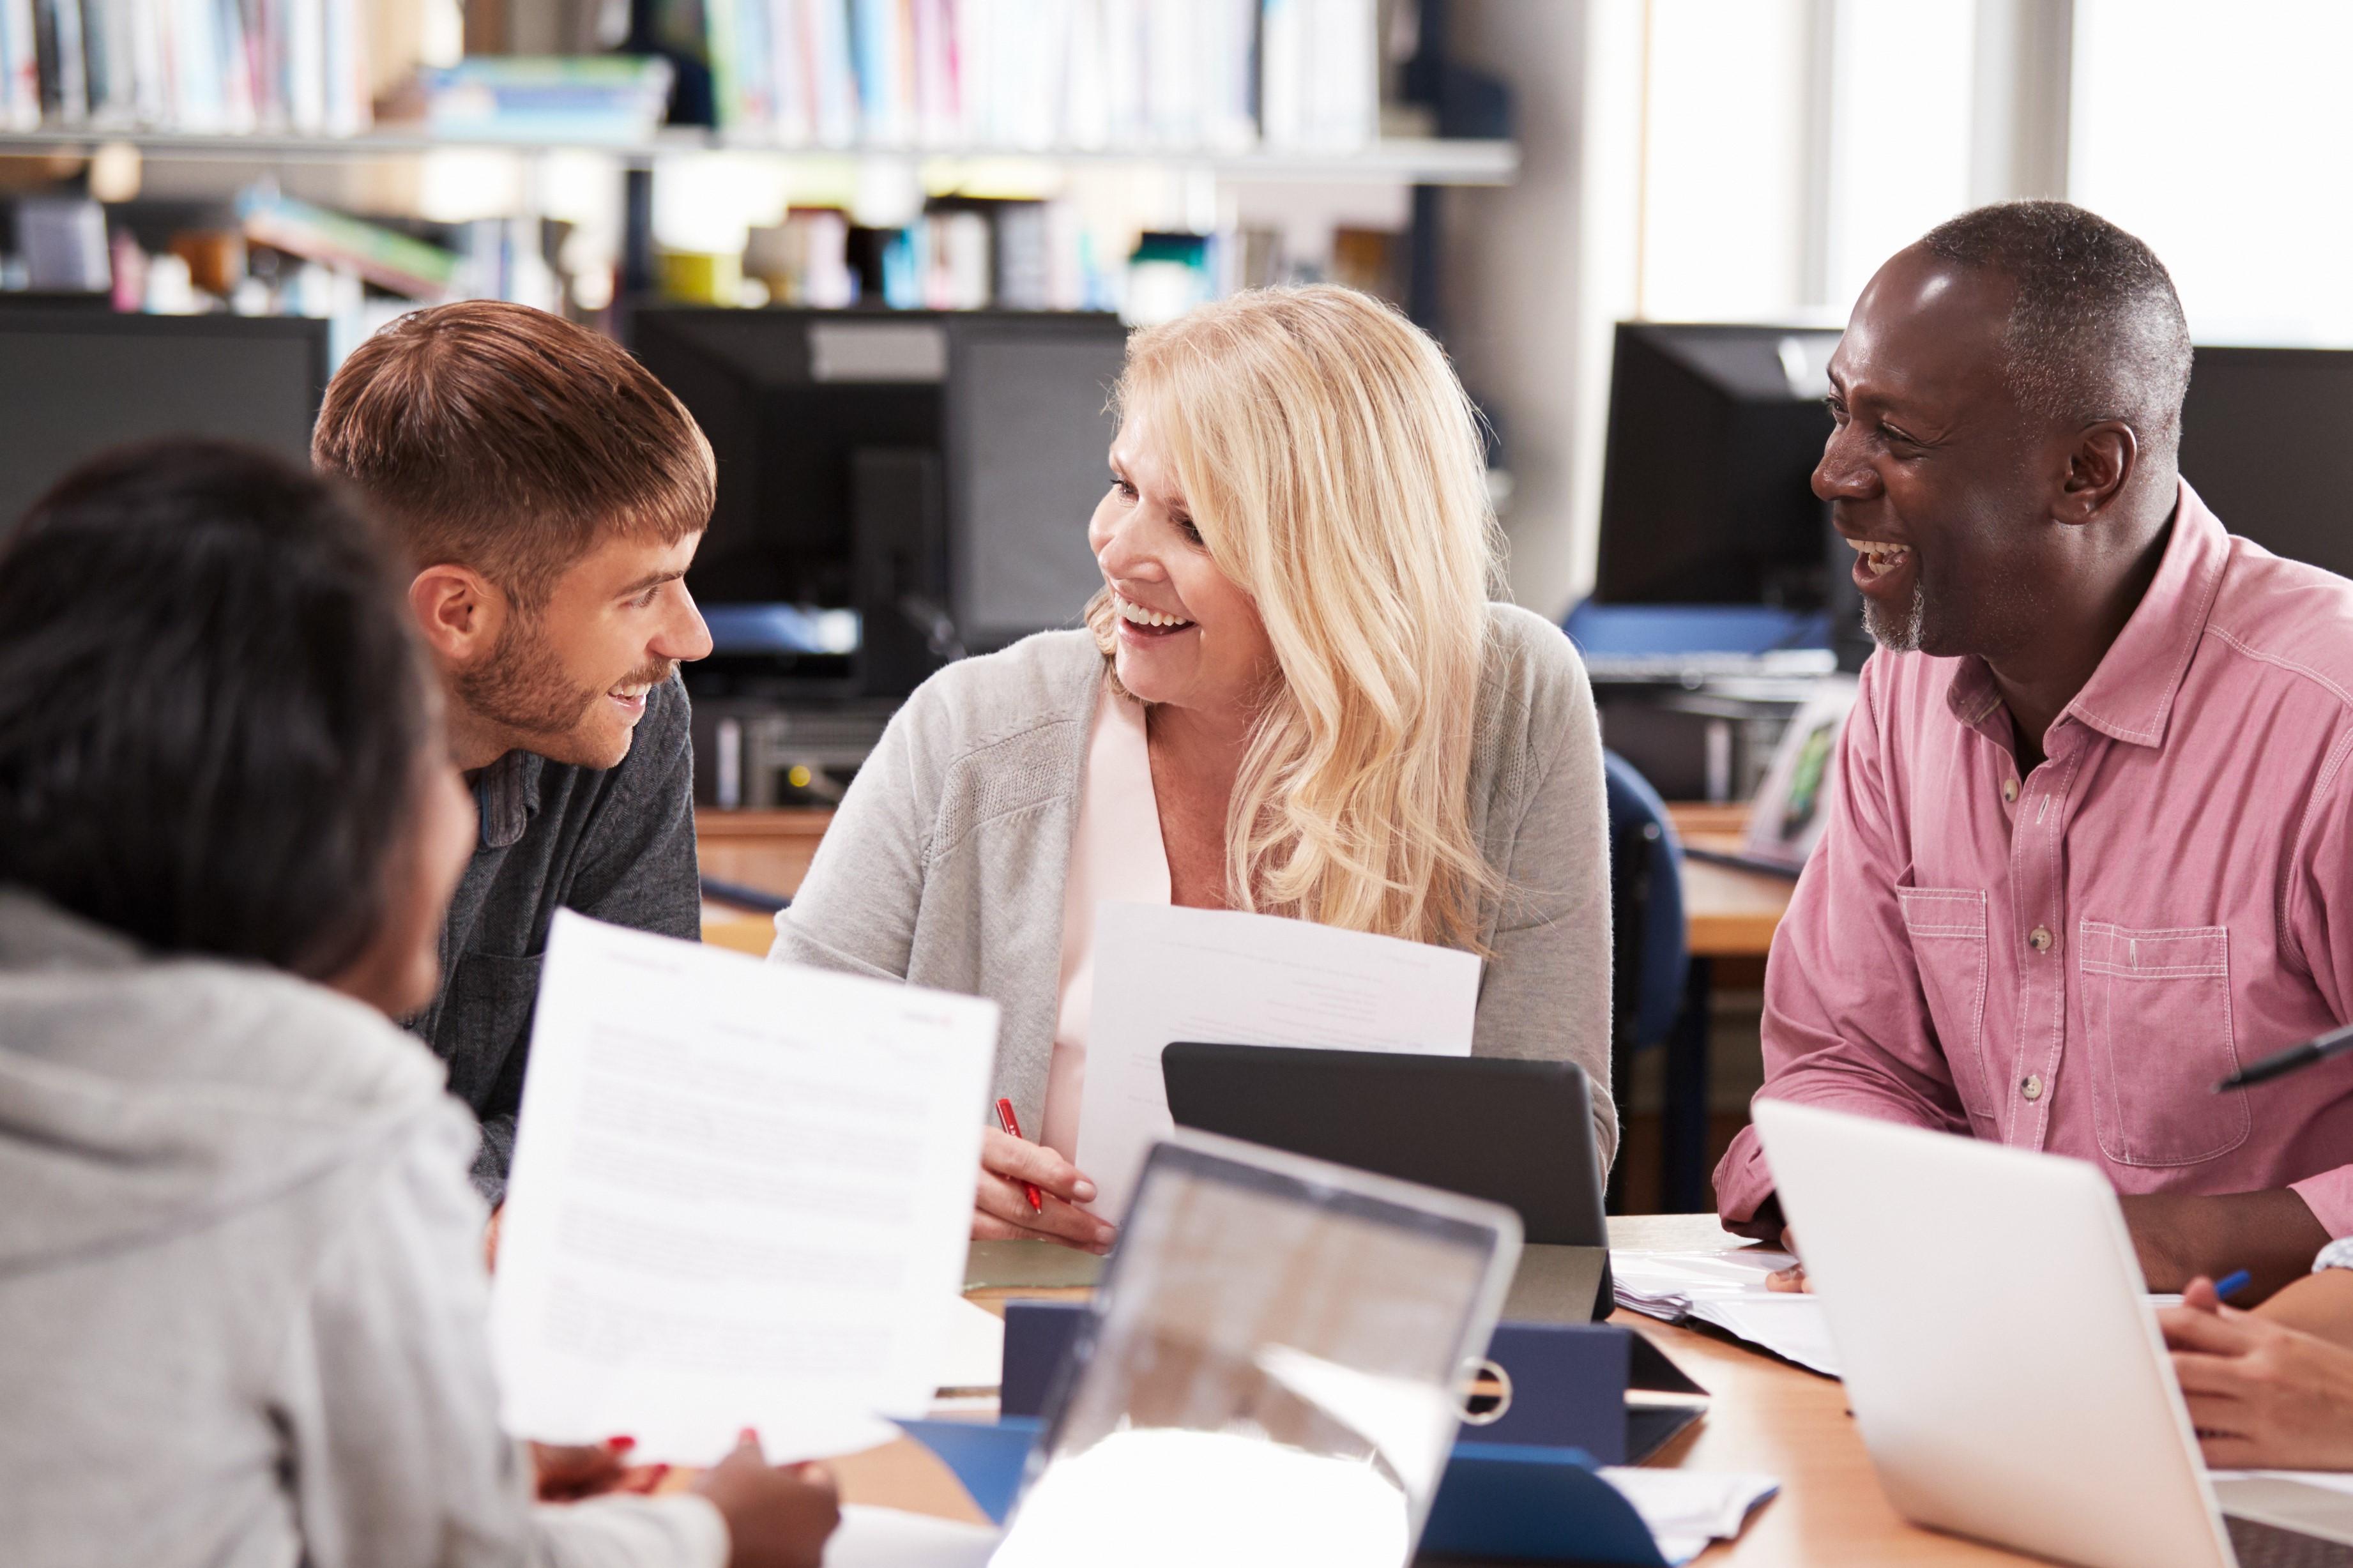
2071, 0, 2353, 344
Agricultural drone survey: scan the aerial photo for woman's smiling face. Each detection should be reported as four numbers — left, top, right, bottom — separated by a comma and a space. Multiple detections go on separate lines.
1086, 409, 1275, 715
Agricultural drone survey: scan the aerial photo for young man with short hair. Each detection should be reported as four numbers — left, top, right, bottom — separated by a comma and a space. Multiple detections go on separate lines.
314, 300, 715, 1201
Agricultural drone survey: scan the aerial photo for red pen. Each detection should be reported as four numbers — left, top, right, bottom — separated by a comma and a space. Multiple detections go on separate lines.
995, 1097, 1044, 1214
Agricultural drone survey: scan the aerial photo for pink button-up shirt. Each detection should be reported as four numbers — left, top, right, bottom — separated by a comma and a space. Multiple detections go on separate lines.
1716, 482, 2353, 1235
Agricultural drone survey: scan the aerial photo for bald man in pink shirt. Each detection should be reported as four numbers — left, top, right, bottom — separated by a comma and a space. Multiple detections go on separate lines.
1716, 201, 2353, 1299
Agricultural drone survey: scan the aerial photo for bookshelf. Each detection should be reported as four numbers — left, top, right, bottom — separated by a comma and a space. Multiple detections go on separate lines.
0, 127, 1518, 185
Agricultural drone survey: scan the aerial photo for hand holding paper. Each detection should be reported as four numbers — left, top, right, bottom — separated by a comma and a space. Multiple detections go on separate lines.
489, 913, 999, 1465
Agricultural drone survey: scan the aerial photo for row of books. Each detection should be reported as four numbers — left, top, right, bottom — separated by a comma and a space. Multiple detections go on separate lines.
0, 0, 371, 134
722, 197, 1392, 323
730, 200, 1106, 313
705, 0, 1382, 153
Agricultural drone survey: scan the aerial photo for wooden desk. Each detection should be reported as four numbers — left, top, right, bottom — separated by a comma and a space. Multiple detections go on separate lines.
826, 1214, 2027, 1564
1666, 803, 1797, 961
696, 805, 1798, 963
697, 807, 832, 900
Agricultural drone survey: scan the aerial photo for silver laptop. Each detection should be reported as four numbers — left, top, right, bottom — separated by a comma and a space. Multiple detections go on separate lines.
990, 1128, 1523, 1568
1755, 1100, 2353, 1568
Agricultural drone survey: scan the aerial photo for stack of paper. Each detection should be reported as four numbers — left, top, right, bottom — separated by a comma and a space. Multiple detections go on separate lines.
1597, 1468, 1780, 1564
1611, 1248, 1843, 1378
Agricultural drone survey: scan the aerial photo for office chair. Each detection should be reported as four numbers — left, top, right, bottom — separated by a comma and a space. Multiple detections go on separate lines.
1604, 750, 1708, 1214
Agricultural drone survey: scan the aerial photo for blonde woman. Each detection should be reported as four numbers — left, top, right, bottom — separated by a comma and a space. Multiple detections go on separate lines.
772, 285, 1610, 1251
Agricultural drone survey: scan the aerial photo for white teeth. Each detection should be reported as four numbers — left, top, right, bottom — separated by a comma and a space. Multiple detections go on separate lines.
1114, 593, 1193, 629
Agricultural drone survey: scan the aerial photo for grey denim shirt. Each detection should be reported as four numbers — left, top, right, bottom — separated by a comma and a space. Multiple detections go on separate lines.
409, 674, 703, 1203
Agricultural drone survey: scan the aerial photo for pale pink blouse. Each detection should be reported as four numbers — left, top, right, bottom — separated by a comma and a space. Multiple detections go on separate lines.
1039, 680, 1171, 1161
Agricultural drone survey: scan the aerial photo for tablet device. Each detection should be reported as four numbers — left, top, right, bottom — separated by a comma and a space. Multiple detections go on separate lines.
1161, 1044, 1612, 1320
991, 1128, 1523, 1568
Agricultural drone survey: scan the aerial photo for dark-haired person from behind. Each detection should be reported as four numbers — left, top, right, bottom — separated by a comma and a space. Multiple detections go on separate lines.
0, 441, 835, 1568
314, 301, 717, 1205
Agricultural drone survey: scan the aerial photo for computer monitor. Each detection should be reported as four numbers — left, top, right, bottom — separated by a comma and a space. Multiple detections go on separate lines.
1593, 322, 1842, 609
2178, 346, 2353, 578
0, 312, 328, 531
629, 307, 1127, 700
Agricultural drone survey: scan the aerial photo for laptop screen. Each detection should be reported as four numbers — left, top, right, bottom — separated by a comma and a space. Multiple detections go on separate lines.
992, 1131, 1520, 1567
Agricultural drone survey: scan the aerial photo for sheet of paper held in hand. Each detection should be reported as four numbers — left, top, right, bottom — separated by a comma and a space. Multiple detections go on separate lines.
489, 911, 998, 1465
1076, 902, 1482, 1222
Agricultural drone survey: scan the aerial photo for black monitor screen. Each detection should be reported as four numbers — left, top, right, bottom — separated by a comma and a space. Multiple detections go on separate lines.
632, 307, 1127, 687
0, 313, 326, 530
2179, 347, 2353, 579
945, 316, 1126, 648
1594, 322, 1841, 607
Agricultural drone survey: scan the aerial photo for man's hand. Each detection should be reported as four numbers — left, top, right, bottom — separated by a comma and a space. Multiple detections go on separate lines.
1764, 1226, 1809, 1293
531, 1436, 669, 1502
2163, 1281, 2353, 1470
694, 1430, 841, 1568
974, 1128, 1115, 1254
2120, 1190, 2328, 1297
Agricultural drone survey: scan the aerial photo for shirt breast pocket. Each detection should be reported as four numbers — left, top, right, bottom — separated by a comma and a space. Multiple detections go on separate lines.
439, 950, 545, 1111
2078, 921, 2248, 1166
1898, 888, 1997, 1129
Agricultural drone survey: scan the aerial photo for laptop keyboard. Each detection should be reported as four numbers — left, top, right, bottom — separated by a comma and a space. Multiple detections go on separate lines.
2230, 1514, 2353, 1568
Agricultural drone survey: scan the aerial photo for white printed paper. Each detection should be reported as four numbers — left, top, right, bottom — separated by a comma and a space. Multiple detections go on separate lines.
1613, 1248, 2188, 1382
1597, 1466, 1779, 1564
825, 1504, 1000, 1568
1610, 1249, 1841, 1376
490, 912, 998, 1465
1075, 903, 1481, 1222
934, 1295, 1006, 1392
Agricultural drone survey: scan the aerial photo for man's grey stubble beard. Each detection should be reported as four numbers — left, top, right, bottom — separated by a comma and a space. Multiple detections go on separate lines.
1862, 580, 1927, 652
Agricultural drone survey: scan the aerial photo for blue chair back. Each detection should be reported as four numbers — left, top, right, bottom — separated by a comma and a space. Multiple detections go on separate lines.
1603, 750, 1688, 1048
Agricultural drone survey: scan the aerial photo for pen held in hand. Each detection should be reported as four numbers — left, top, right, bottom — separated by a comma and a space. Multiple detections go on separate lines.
995, 1097, 1044, 1215
2215, 1020, 2353, 1091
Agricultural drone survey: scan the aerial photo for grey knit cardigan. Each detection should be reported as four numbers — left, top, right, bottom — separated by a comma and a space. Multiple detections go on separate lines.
772, 601, 1617, 1162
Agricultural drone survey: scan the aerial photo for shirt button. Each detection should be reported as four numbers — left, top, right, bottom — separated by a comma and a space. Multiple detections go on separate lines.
2022, 1074, 2045, 1102
2002, 777, 2019, 803
2029, 925, 2053, 953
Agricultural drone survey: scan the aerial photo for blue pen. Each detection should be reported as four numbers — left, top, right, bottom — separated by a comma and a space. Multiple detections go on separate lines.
2214, 1269, 2253, 1302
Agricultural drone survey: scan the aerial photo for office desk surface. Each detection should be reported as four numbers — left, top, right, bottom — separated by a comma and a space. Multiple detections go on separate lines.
821, 1213, 2030, 1565
1665, 804, 1797, 961
696, 804, 1800, 962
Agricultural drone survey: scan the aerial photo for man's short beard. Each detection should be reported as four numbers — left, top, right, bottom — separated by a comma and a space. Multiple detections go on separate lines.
455, 610, 600, 739
1862, 581, 1928, 653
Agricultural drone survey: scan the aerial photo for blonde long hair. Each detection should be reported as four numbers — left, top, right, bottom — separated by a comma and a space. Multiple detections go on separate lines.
1085, 285, 1504, 949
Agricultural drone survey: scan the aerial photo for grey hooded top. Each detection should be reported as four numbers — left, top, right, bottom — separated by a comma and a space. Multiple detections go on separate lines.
0, 891, 726, 1568
772, 604, 1617, 1162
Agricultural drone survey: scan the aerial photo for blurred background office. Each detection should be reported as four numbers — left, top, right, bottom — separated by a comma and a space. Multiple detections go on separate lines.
1, 0, 2345, 1212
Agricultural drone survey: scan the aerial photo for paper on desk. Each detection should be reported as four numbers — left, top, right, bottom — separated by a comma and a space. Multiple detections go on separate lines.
936, 1295, 1005, 1392
2213, 1471, 2353, 1498
1597, 1467, 1779, 1564
825, 1504, 1001, 1568
1611, 1249, 1842, 1377
489, 912, 998, 1465
1075, 902, 1481, 1222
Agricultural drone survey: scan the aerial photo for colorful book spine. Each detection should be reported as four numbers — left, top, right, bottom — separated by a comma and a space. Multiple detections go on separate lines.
238, 188, 461, 298
0, 0, 39, 126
